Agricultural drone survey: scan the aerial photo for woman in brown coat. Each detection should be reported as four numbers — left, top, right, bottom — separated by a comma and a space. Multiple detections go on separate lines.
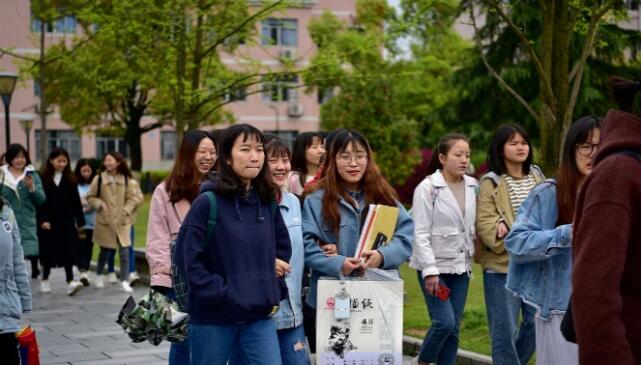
86, 152, 143, 293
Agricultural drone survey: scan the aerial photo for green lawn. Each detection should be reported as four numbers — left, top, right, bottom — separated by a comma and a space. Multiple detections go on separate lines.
128, 195, 534, 360
400, 263, 492, 356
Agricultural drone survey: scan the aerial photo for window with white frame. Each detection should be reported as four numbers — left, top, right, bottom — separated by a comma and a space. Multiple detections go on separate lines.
160, 131, 177, 160
35, 130, 82, 161
261, 19, 298, 46
96, 136, 129, 158
31, 15, 77, 34
262, 75, 299, 102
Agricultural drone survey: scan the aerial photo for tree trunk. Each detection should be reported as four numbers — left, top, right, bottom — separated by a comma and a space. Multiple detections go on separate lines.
124, 119, 143, 172
538, 0, 571, 175
174, 5, 187, 150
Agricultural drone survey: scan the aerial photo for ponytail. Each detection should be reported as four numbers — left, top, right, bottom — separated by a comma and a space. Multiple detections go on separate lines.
607, 76, 641, 113
425, 133, 469, 176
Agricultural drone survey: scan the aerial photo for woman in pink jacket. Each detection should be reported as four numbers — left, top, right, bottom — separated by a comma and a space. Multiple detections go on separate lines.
146, 130, 216, 364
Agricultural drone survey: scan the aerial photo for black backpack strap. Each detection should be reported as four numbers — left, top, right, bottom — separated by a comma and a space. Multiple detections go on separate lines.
97, 173, 102, 198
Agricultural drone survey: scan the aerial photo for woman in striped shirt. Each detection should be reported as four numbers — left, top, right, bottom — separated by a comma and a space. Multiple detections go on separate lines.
476, 125, 545, 365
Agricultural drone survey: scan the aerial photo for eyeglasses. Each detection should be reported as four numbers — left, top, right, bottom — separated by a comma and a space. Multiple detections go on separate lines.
576, 143, 599, 157
337, 153, 368, 164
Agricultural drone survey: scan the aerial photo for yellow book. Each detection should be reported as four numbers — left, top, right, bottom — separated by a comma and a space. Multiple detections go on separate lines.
354, 204, 399, 260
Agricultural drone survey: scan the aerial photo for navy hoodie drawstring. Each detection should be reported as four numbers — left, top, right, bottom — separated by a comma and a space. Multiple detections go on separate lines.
235, 188, 265, 222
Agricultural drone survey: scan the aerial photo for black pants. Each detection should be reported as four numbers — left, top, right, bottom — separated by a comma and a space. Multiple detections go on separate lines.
42, 264, 73, 282
27, 255, 39, 278
0, 332, 20, 365
76, 229, 94, 272
302, 301, 316, 353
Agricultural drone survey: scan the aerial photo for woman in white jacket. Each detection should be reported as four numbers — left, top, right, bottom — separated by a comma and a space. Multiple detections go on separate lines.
410, 134, 478, 365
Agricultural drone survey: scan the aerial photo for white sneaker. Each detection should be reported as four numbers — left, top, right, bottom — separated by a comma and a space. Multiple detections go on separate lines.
79, 272, 90, 286
95, 275, 105, 289
108, 272, 118, 284
128, 272, 140, 286
120, 281, 133, 293
40, 280, 51, 293
67, 280, 83, 296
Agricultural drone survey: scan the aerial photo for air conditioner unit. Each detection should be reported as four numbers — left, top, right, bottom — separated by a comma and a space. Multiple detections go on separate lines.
288, 104, 304, 117
279, 49, 296, 61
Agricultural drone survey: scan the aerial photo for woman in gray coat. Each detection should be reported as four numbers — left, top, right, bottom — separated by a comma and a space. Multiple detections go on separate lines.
0, 191, 33, 365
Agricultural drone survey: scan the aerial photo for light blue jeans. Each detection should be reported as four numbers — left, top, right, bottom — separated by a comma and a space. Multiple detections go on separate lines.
230, 324, 309, 365
190, 319, 282, 365
484, 271, 536, 365
417, 272, 470, 365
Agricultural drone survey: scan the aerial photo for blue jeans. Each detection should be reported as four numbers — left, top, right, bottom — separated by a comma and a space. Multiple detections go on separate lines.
190, 319, 282, 365
483, 272, 536, 365
417, 272, 470, 365
107, 228, 136, 274
278, 325, 310, 365
230, 324, 309, 365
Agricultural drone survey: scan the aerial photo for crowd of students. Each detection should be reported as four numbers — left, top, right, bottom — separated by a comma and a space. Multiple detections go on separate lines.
0, 76, 640, 365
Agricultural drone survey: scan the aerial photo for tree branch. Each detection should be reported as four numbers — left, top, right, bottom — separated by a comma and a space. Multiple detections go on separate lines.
469, 7, 540, 122
199, 0, 285, 59
566, 0, 618, 125
0, 48, 38, 62
486, 0, 556, 106
141, 121, 164, 133
568, 0, 617, 82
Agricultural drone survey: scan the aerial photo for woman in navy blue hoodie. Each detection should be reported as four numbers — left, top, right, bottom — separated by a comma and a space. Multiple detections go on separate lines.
175, 124, 292, 365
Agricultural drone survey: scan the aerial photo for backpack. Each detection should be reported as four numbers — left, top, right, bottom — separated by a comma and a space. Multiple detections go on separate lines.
169, 191, 277, 311
561, 149, 641, 343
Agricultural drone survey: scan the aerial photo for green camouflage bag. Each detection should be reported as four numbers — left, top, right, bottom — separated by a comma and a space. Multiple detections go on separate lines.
116, 289, 188, 345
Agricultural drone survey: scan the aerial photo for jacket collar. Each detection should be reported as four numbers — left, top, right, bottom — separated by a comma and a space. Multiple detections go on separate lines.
432, 170, 476, 188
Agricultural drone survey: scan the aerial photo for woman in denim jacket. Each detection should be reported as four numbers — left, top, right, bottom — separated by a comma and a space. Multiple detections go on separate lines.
0, 193, 32, 365
505, 116, 601, 365
410, 134, 478, 365
302, 129, 413, 311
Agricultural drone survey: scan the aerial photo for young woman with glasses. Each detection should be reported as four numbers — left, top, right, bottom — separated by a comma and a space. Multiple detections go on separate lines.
301, 129, 413, 325
504, 116, 601, 365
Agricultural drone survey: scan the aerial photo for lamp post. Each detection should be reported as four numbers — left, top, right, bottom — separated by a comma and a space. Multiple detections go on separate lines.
0, 72, 18, 150
268, 104, 280, 137
19, 117, 34, 153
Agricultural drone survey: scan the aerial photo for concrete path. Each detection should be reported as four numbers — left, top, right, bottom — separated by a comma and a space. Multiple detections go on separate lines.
24, 270, 169, 365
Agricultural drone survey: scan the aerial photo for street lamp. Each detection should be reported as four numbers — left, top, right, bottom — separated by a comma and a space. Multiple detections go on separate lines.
0, 72, 18, 150
268, 104, 280, 137
19, 117, 34, 153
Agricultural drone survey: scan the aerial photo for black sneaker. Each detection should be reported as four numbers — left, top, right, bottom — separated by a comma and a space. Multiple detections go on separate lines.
79, 272, 90, 286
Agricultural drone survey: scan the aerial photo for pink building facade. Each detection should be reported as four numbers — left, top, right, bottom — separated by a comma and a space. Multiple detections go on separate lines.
0, 0, 356, 169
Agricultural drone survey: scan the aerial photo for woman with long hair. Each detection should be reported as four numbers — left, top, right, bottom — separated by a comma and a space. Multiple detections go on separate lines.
410, 134, 478, 365
146, 130, 216, 364
505, 116, 601, 364
572, 77, 641, 364
287, 132, 325, 195
302, 129, 413, 313
37, 147, 86, 295
74, 159, 97, 286
0, 144, 46, 280
86, 152, 143, 293
476, 125, 544, 365
175, 124, 291, 364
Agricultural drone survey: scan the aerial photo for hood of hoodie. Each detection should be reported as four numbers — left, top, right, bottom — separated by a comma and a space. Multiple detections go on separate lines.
594, 109, 641, 165
199, 172, 265, 222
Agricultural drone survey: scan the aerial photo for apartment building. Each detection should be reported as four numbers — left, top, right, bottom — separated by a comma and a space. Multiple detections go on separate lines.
0, 0, 356, 169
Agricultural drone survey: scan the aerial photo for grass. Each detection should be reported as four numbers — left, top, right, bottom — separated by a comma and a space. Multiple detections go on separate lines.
400, 263, 491, 356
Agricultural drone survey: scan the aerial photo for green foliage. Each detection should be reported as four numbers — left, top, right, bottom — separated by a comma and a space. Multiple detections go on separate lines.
305, 0, 470, 185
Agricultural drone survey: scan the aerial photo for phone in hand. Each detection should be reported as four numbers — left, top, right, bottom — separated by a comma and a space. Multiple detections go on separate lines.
435, 283, 451, 301
25, 170, 34, 178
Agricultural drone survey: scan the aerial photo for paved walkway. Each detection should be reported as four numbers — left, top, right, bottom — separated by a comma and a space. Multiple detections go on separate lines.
24, 268, 416, 365
24, 270, 169, 365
